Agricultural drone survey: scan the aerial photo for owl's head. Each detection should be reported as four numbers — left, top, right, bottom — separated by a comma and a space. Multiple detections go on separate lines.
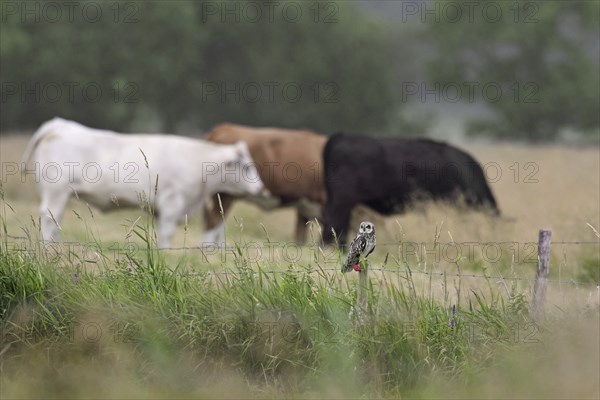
359, 221, 375, 234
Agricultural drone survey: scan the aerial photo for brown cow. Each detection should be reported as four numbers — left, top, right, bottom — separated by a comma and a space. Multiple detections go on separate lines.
203, 123, 327, 245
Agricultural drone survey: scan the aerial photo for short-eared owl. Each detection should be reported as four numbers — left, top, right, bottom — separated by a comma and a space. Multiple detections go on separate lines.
342, 221, 376, 273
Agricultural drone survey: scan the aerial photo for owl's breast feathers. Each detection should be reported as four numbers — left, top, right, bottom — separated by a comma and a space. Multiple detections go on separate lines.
353, 235, 368, 253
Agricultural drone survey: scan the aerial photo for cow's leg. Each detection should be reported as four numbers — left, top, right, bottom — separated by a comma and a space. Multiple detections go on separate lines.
156, 217, 176, 249
39, 188, 70, 243
202, 194, 234, 247
322, 201, 353, 247
294, 198, 323, 244
156, 195, 187, 249
202, 221, 226, 247
295, 211, 309, 244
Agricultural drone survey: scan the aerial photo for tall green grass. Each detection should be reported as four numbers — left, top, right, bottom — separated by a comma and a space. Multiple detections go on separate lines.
0, 191, 598, 398
0, 237, 551, 396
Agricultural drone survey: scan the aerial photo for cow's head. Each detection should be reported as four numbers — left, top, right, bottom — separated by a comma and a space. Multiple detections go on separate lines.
219, 141, 265, 196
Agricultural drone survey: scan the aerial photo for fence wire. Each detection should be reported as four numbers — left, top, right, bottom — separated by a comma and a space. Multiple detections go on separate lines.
3, 235, 599, 288
3, 234, 599, 249
168, 267, 598, 287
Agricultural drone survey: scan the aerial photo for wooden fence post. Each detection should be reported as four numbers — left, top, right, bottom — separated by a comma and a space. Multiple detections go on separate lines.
353, 258, 369, 327
531, 229, 552, 320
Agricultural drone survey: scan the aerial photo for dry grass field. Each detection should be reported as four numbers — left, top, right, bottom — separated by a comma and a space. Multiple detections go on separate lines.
2, 133, 598, 262
1, 133, 599, 305
1, 132, 599, 398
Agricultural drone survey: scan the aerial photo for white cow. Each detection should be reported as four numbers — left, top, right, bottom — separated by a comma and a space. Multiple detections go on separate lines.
21, 118, 265, 247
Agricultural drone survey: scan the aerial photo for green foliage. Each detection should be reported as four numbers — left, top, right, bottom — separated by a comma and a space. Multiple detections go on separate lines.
0, 230, 541, 397
577, 255, 600, 284
427, 1, 600, 141
0, 1, 398, 134
3, 1, 597, 141
0, 244, 48, 320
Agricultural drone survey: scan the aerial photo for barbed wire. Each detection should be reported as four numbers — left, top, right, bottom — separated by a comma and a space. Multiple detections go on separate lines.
129, 267, 599, 288
4, 234, 598, 287
3, 233, 599, 249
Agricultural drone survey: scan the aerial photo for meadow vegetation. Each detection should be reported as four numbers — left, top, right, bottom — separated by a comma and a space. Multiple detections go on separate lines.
1, 135, 599, 398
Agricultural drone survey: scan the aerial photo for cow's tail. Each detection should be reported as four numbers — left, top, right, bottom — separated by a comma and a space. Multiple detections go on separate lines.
475, 168, 500, 215
465, 157, 500, 216
21, 118, 60, 172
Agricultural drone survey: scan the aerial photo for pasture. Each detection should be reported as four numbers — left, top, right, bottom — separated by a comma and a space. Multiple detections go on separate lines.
1, 133, 599, 398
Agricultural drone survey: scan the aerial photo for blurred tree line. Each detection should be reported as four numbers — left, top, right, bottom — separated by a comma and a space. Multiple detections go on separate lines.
1, 1, 397, 135
1, 0, 598, 141
427, 0, 600, 141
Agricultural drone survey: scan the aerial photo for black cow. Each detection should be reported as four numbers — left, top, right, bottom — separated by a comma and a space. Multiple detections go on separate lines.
322, 134, 499, 245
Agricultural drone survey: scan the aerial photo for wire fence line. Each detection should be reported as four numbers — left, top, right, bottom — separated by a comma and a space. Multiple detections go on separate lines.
182, 267, 599, 288
4, 233, 599, 249
109, 240, 600, 251
4, 234, 599, 288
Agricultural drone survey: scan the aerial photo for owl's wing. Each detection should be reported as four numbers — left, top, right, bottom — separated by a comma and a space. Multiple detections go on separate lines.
342, 233, 367, 272
364, 234, 376, 258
